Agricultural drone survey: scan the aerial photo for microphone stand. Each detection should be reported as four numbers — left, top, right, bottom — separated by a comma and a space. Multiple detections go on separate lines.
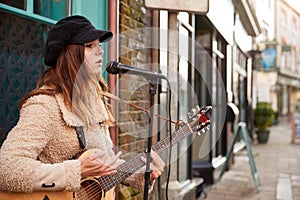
143, 75, 158, 200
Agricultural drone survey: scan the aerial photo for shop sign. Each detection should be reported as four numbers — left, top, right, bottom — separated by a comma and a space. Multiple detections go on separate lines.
144, 0, 209, 14
262, 47, 276, 70
282, 45, 291, 52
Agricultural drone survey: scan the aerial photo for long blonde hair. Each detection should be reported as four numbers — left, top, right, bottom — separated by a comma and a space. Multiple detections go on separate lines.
20, 44, 113, 127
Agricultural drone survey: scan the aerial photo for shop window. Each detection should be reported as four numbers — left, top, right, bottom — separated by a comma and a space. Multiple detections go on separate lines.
178, 13, 193, 182
0, 0, 68, 20
34, 0, 68, 20
280, 9, 287, 27
0, 0, 25, 10
159, 11, 196, 183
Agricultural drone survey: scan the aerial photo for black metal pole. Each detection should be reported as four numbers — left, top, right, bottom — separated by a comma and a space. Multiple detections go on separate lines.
143, 79, 157, 200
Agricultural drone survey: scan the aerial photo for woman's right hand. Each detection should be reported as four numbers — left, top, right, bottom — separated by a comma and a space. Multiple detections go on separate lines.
78, 150, 122, 177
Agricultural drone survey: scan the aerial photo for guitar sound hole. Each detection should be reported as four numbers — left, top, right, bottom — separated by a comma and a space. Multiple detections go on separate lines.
75, 178, 104, 200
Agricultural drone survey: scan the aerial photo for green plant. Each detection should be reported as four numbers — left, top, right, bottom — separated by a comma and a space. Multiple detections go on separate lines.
253, 102, 274, 130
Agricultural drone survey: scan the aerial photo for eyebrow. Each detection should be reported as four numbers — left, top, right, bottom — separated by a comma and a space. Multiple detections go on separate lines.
84, 42, 93, 46
85, 40, 100, 46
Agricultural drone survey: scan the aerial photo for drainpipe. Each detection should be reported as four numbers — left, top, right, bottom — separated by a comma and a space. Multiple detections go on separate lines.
108, 0, 118, 146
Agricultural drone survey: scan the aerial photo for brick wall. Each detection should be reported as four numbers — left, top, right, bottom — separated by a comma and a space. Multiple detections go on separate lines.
118, 0, 153, 159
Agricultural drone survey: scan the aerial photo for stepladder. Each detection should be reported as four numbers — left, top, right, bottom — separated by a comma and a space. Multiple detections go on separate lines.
217, 122, 261, 192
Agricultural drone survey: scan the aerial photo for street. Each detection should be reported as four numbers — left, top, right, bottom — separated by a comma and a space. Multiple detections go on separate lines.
199, 117, 300, 200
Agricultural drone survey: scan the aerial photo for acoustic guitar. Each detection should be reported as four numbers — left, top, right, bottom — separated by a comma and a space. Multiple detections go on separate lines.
0, 105, 212, 200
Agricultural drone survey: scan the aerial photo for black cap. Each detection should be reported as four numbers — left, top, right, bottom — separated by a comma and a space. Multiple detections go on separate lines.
44, 15, 113, 67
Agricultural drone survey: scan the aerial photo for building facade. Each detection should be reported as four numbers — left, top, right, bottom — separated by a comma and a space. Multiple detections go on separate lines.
275, 0, 300, 115
253, 0, 300, 116
0, 0, 274, 199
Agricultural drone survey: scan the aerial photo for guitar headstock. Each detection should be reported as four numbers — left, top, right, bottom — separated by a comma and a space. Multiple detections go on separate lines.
187, 105, 212, 135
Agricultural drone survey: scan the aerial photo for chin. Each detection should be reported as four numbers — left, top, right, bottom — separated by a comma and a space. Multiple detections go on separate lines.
96, 70, 102, 78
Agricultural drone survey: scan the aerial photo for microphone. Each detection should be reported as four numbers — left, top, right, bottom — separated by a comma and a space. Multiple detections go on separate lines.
106, 61, 166, 80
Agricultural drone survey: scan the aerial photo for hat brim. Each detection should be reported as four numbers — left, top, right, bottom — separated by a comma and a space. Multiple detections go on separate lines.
70, 29, 113, 44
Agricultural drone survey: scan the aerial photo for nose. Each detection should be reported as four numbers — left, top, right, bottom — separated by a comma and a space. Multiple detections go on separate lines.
96, 45, 104, 55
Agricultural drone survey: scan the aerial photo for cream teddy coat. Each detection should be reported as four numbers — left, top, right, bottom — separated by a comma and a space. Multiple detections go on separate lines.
0, 93, 144, 193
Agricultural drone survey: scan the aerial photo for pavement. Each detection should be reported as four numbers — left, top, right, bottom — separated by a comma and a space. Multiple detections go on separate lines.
198, 116, 300, 200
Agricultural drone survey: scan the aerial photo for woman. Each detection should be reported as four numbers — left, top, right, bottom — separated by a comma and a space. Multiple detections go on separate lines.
0, 15, 164, 198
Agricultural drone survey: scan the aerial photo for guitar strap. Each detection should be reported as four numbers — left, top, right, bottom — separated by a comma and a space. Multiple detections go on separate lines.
72, 126, 87, 159
72, 122, 103, 158
74, 126, 86, 149
74, 122, 104, 150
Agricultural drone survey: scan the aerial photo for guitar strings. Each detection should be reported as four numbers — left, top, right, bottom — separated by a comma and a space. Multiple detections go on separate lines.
75, 152, 147, 199
75, 182, 103, 200
75, 171, 135, 200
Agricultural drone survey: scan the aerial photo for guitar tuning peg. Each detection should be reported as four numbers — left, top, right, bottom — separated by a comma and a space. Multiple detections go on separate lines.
187, 112, 192, 118
206, 125, 210, 130
197, 131, 202, 136
191, 108, 196, 115
195, 105, 200, 111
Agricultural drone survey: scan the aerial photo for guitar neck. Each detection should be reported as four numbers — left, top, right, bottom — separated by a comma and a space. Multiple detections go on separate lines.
152, 124, 193, 154
98, 123, 195, 192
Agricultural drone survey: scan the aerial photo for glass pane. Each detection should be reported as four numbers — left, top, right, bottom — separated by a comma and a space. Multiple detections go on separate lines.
178, 22, 190, 183
34, 0, 67, 20
0, 0, 25, 10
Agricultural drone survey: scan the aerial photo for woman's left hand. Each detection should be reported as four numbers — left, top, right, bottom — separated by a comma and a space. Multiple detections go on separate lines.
141, 150, 165, 182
